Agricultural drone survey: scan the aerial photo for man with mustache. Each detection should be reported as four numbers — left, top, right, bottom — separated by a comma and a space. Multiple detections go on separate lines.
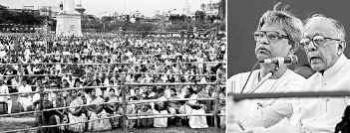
231, 14, 350, 133
289, 14, 350, 133
226, 3, 306, 132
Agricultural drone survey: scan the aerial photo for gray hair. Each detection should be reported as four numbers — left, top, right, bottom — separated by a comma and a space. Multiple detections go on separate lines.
305, 14, 346, 41
257, 2, 303, 50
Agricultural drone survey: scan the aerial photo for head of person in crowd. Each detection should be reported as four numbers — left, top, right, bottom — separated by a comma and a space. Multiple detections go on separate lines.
62, 79, 69, 87
109, 88, 116, 97
170, 87, 177, 97
254, 3, 303, 76
74, 79, 81, 87
22, 78, 28, 85
301, 14, 346, 72
71, 90, 78, 99
88, 88, 96, 99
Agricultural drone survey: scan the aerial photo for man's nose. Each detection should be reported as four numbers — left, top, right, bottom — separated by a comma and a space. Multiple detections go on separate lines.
257, 36, 269, 45
305, 41, 317, 52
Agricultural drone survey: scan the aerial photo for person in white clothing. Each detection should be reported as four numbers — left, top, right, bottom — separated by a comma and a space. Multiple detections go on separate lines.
0, 80, 11, 114
179, 87, 209, 128
290, 14, 350, 133
226, 3, 306, 132
17, 79, 33, 111
239, 13, 350, 133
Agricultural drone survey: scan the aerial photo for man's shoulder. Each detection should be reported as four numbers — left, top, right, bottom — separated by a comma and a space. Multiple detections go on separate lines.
344, 57, 350, 67
227, 70, 258, 82
285, 69, 306, 82
227, 70, 259, 93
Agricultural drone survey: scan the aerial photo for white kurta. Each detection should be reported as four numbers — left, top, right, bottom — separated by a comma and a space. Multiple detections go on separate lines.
18, 85, 33, 111
0, 85, 10, 102
290, 54, 350, 133
0, 85, 11, 113
153, 110, 168, 128
226, 69, 305, 132
183, 94, 209, 129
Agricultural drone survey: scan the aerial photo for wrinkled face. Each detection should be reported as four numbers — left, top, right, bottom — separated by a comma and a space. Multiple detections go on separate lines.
303, 19, 341, 72
254, 24, 292, 60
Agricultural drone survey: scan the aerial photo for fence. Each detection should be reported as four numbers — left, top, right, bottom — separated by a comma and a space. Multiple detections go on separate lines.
0, 61, 226, 133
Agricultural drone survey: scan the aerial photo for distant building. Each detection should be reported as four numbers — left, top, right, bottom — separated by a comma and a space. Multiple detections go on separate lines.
200, 1, 220, 16
0, 4, 8, 9
138, 18, 161, 24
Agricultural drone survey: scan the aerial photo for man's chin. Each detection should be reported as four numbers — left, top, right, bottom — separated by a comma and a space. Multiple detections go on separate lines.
256, 54, 270, 61
310, 64, 325, 72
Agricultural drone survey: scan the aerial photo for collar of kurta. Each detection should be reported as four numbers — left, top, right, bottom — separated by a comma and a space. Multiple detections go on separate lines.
319, 54, 348, 78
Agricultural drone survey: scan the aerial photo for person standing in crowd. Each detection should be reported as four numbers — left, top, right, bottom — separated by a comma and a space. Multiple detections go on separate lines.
0, 79, 11, 114
226, 3, 306, 132
17, 79, 33, 111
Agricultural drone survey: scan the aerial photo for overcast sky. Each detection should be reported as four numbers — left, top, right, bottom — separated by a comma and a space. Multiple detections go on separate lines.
0, 0, 218, 17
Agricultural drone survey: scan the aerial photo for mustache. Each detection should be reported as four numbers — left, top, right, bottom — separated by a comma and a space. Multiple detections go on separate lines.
256, 47, 271, 53
307, 51, 322, 58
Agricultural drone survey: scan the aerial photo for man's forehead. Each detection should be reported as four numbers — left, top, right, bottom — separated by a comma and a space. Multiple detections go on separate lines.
260, 23, 285, 33
304, 18, 338, 37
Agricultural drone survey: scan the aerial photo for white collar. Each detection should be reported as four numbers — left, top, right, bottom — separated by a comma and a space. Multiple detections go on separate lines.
317, 54, 348, 78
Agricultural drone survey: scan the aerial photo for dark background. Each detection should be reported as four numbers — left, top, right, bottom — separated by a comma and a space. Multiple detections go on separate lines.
227, 0, 350, 77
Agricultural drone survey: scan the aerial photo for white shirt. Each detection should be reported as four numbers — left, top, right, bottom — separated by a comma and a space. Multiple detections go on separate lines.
153, 109, 168, 128
291, 54, 350, 133
0, 85, 9, 102
18, 85, 32, 94
226, 69, 305, 131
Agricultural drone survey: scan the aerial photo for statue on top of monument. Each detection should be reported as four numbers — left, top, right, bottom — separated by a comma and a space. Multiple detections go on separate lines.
58, 0, 80, 14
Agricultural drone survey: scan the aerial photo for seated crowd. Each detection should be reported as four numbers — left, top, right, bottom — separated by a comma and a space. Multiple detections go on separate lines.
0, 33, 226, 132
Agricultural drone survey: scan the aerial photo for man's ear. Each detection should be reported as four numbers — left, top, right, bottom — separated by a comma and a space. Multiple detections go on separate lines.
336, 41, 346, 56
338, 41, 346, 52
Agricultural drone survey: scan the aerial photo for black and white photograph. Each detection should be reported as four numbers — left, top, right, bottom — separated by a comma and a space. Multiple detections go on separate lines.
0, 0, 226, 133
227, 0, 350, 133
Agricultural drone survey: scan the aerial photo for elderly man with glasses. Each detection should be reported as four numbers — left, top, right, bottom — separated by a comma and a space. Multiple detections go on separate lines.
226, 4, 306, 132
288, 14, 350, 133
231, 14, 350, 133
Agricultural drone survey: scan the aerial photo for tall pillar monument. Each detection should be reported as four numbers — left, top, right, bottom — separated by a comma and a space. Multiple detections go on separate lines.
56, 0, 83, 37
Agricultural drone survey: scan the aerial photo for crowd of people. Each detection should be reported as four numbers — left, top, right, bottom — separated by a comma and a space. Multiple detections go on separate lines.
0, 32, 226, 132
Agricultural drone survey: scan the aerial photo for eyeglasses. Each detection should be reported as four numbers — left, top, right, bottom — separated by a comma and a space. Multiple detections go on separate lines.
253, 31, 289, 43
300, 35, 343, 49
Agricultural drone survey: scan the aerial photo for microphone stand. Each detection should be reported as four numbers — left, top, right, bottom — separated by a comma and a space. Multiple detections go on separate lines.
248, 60, 282, 93
240, 61, 259, 94
247, 72, 273, 93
